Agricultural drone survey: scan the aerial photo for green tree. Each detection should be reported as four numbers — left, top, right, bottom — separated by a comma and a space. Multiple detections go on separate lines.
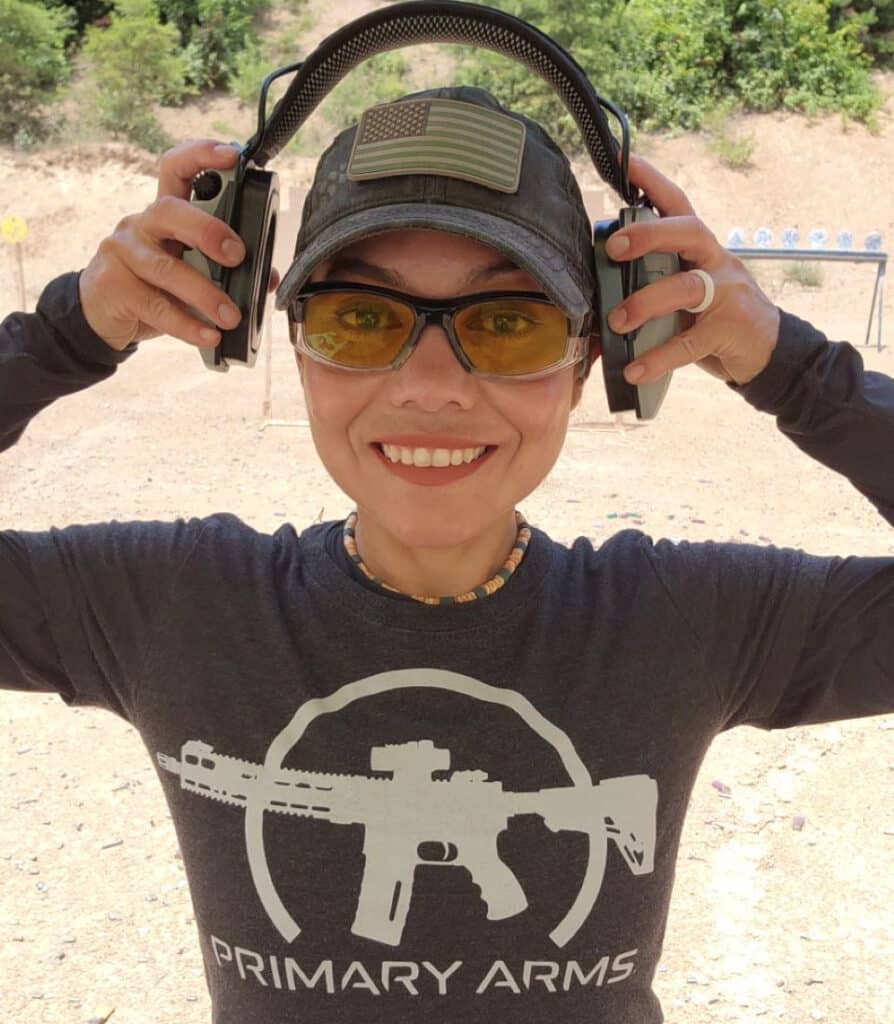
80, 0, 196, 150
180, 0, 271, 90
34, 0, 115, 46
829, 0, 894, 66
726, 0, 881, 121
598, 0, 731, 130
458, 0, 729, 139
459, 0, 883, 147
0, 0, 71, 145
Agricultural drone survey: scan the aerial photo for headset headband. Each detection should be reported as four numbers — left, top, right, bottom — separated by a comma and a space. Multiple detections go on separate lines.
242, 0, 639, 207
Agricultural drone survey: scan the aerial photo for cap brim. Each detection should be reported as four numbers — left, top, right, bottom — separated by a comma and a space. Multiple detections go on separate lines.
274, 203, 591, 321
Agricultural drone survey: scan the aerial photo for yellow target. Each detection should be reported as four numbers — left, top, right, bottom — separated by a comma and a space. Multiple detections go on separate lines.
1, 215, 28, 244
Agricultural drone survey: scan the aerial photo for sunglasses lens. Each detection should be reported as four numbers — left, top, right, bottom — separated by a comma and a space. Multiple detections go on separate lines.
455, 299, 571, 375
302, 291, 414, 368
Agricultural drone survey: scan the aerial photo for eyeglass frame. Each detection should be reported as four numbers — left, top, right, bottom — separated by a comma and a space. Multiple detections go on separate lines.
286, 281, 594, 382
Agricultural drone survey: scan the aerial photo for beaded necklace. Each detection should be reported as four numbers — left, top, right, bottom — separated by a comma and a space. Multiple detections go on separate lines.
342, 510, 531, 605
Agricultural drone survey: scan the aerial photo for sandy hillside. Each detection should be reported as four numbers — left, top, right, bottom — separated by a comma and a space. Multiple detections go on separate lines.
1, 3, 893, 1022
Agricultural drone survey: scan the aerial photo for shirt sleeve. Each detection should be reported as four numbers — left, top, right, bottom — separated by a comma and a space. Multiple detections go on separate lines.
0, 518, 206, 722
0, 270, 137, 452
639, 534, 893, 731
642, 308, 894, 731
727, 308, 894, 525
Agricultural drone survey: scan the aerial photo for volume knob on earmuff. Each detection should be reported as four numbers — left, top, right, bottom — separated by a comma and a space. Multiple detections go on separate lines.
192, 170, 223, 201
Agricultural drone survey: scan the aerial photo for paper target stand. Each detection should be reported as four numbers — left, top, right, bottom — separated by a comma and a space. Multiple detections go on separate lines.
2, 215, 28, 311
728, 226, 887, 353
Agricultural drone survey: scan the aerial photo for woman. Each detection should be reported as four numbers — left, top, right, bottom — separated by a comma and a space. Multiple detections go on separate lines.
2, 86, 892, 1024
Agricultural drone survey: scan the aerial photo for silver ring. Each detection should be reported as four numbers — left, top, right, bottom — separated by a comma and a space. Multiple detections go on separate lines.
683, 269, 715, 315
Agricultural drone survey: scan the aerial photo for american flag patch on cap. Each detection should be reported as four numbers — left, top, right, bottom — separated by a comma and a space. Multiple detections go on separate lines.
347, 98, 526, 193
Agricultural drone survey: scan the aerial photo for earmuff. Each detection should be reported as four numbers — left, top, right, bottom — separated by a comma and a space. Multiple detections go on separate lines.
182, 0, 683, 419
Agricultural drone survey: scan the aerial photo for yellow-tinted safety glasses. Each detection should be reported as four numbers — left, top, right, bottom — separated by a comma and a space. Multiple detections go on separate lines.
288, 282, 592, 381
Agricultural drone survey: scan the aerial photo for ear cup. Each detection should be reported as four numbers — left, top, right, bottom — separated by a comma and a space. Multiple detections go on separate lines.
593, 208, 682, 419
212, 168, 279, 371
184, 166, 279, 372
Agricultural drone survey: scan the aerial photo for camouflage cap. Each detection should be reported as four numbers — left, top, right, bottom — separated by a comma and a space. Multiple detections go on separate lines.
274, 85, 595, 321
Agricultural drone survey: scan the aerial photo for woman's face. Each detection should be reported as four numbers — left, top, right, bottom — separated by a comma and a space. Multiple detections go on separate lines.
295, 228, 592, 549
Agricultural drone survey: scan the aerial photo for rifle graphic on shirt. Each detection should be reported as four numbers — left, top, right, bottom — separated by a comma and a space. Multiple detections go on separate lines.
157, 739, 657, 946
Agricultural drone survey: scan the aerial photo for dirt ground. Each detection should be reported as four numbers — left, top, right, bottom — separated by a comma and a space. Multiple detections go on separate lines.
1, 6, 893, 1020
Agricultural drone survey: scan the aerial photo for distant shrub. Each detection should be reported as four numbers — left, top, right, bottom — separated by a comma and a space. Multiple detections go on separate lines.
727, 0, 882, 123
783, 261, 824, 288
80, 0, 196, 151
457, 0, 732, 140
178, 0, 272, 91
457, 0, 883, 152
703, 100, 756, 170
600, 0, 731, 131
35, 0, 115, 46
0, 0, 71, 144
229, 15, 308, 108
829, 0, 894, 68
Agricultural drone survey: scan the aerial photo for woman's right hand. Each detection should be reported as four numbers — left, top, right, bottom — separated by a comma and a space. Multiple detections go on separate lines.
78, 139, 279, 352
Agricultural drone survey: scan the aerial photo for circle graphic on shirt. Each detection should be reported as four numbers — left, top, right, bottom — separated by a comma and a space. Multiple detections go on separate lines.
232, 668, 659, 949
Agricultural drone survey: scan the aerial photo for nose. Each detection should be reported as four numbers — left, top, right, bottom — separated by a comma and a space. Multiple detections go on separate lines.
387, 323, 478, 412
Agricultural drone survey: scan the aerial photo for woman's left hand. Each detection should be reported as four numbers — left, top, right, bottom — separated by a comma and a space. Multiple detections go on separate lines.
606, 153, 781, 387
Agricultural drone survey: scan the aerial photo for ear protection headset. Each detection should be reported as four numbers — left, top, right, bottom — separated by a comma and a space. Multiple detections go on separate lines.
182, 0, 683, 419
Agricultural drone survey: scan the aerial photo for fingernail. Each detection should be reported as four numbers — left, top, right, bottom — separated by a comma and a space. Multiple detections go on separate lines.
222, 238, 244, 263
609, 306, 628, 331
219, 303, 241, 325
213, 143, 237, 158
606, 234, 630, 258
625, 363, 645, 383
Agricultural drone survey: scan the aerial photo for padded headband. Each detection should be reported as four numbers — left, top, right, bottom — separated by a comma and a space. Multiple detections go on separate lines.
241, 0, 639, 206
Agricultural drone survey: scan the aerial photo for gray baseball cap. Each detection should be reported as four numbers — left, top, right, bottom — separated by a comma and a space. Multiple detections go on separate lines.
274, 85, 596, 321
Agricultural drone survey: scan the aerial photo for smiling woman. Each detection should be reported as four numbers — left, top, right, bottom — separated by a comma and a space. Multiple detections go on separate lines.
294, 226, 585, 597
1, 75, 893, 1024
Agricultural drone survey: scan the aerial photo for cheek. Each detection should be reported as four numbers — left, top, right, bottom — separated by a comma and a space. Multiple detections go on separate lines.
497, 372, 575, 446
301, 361, 359, 425
299, 362, 376, 467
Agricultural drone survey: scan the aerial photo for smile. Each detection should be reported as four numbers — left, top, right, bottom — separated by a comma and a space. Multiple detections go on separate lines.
379, 444, 488, 467
370, 442, 497, 486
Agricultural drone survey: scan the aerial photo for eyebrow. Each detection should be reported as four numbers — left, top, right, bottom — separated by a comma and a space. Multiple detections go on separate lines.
322, 255, 526, 289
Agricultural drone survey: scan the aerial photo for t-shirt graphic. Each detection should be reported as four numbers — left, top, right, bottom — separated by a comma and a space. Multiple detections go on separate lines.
157, 669, 658, 952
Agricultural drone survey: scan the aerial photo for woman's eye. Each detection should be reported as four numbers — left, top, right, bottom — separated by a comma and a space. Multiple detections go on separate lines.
336, 304, 403, 331
338, 307, 384, 329
476, 311, 536, 335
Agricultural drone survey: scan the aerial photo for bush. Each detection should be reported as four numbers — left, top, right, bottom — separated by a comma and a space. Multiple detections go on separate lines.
229, 16, 305, 108
80, 0, 196, 150
0, 0, 71, 144
783, 261, 824, 287
457, 0, 730, 141
179, 0, 272, 90
727, 0, 882, 122
829, 0, 894, 67
598, 0, 731, 131
457, 0, 883, 152
36, 0, 115, 47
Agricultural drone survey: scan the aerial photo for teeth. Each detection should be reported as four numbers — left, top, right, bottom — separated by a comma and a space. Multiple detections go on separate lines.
381, 444, 487, 467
